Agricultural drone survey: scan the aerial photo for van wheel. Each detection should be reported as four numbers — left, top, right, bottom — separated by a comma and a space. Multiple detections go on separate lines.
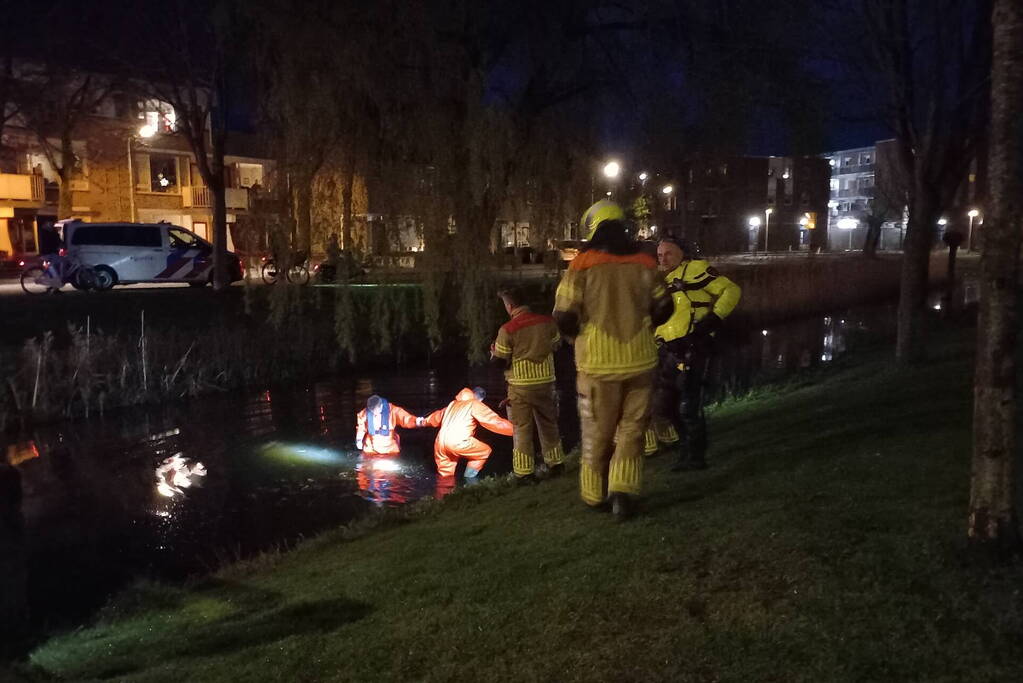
93, 266, 117, 291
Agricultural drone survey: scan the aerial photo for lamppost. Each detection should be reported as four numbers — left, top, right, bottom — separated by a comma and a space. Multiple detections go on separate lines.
837, 217, 858, 250
967, 209, 980, 251
764, 207, 774, 252
127, 123, 157, 222
748, 215, 761, 253
603, 160, 621, 200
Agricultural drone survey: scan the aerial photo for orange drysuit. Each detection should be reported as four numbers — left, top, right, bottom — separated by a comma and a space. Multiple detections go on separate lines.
356, 401, 420, 456
422, 388, 514, 477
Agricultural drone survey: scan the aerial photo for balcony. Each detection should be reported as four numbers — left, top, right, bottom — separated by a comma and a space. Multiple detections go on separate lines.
182, 186, 250, 211
0, 173, 45, 203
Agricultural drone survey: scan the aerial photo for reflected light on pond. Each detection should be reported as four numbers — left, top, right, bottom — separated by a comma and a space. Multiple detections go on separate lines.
155, 454, 207, 498
260, 441, 350, 466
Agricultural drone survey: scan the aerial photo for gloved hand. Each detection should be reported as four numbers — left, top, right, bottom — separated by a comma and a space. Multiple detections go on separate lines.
691, 312, 722, 337
667, 278, 686, 294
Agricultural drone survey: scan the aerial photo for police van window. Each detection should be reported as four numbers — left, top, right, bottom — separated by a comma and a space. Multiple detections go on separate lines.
71, 225, 161, 247
168, 227, 199, 249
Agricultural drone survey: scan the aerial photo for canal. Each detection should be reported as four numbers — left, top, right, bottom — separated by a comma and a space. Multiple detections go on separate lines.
3, 285, 973, 636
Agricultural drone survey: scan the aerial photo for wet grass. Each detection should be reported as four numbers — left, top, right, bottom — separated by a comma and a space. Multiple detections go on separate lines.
17, 328, 1023, 682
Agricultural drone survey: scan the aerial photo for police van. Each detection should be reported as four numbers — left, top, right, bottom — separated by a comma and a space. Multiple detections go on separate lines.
60, 220, 242, 289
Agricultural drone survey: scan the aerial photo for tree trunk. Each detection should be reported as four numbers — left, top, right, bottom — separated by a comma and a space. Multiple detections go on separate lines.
895, 196, 937, 364
57, 135, 75, 219
341, 165, 355, 251
211, 178, 229, 290
208, 129, 228, 291
862, 218, 883, 258
968, 0, 1023, 556
295, 177, 312, 255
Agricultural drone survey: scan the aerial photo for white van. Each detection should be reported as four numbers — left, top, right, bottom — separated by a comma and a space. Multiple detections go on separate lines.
61, 220, 242, 289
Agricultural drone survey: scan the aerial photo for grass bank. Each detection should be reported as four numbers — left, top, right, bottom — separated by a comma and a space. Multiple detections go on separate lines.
18, 329, 1023, 682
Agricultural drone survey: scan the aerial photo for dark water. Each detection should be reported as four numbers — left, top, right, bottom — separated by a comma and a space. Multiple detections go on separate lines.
5, 289, 960, 633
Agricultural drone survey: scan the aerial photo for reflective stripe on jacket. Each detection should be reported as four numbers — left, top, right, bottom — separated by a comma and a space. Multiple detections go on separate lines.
554, 249, 667, 378
493, 307, 560, 386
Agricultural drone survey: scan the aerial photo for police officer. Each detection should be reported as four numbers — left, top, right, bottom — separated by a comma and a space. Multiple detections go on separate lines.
654, 236, 741, 471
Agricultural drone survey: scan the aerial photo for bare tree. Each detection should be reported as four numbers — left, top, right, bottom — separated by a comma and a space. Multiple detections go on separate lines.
15, 63, 113, 218
968, 0, 1023, 557
121, 0, 239, 290
838, 0, 991, 363
859, 141, 908, 257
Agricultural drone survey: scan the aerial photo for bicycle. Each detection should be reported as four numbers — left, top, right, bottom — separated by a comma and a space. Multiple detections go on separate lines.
21, 253, 104, 295
261, 250, 310, 285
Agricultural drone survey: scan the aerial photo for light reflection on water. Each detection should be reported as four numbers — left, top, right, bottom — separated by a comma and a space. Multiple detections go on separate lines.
4, 302, 907, 627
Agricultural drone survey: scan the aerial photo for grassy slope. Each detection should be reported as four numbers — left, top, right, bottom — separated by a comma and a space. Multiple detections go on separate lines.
24, 334, 1023, 682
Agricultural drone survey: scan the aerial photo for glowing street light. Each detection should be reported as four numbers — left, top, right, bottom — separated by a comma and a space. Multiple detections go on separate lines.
138, 123, 157, 139
937, 217, 948, 226
639, 171, 648, 181
837, 217, 858, 251
661, 184, 673, 195
603, 161, 621, 179
967, 209, 980, 251
764, 207, 774, 252
748, 216, 761, 228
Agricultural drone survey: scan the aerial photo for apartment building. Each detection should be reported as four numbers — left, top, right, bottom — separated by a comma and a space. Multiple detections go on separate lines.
677, 155, 831, 254
0, 77, 276, 262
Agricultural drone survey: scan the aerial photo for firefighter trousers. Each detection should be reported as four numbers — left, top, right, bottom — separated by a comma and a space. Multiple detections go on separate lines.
577, 370, 654, 505
508, 383, 564, 477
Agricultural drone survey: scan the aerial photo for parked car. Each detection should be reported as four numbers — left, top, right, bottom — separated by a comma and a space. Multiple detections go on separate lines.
557, 240, 582, 263
60, 219, 242, 288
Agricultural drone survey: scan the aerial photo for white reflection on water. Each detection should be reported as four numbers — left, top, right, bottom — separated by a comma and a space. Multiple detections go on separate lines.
155, 453, 207, 498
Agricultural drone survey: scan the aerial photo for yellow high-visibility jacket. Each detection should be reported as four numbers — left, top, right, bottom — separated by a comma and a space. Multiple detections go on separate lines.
655, 260, 741, 343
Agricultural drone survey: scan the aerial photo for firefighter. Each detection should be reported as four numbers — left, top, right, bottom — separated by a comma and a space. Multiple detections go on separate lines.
355, 395, 422, 456
553, 200, 673, 520
419, 387, 514, 481
491, 287, 564, 483
654, 236, 741, 471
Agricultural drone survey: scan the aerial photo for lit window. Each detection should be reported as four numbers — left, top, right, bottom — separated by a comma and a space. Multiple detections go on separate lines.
138, 99, 177, 134
149, 155, 178, 192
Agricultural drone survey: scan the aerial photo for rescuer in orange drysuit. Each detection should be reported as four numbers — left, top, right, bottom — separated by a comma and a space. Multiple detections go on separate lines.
419, 387, 514, 480
355, 395, 421, 456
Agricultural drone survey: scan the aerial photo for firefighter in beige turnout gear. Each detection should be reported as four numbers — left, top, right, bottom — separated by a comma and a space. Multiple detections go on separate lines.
491, 289, 565, 482
554, 201, 673, 520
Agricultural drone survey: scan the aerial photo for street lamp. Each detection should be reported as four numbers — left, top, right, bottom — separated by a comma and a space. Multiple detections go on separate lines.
748, 215, 762, 254
127, 124, 157, 223
603, 161, 621, 179
837, 217, 858, 251
639, 171, 648, 181
764, 207, 774, 252
661, 184, 673, 195
967, 209, 980, 251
